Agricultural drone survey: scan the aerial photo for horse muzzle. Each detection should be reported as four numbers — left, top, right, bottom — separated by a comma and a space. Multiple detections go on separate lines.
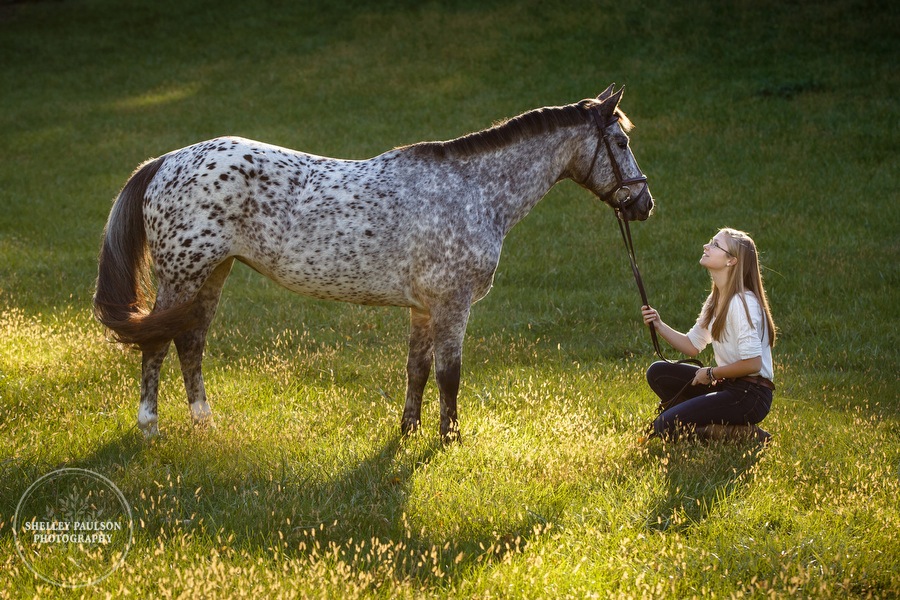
612, 182, 653, 222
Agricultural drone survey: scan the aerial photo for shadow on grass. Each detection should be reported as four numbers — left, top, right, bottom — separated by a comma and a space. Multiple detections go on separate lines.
645, 440, 764, 532
4, 426, 553, 587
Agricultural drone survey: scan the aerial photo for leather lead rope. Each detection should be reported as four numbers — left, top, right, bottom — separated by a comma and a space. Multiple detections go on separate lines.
586, 105, 701, 415
615, 212, 703, 419
590, 105, 702, 429
615, 213, 701, 368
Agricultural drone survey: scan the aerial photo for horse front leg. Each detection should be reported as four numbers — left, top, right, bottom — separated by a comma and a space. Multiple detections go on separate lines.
401, 307, 434, 436
436, 353, 461, 442
431, 297, 472, 443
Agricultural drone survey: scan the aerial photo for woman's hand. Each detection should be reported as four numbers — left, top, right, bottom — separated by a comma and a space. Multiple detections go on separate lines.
691, 367, 717, 387
642, 305, 660, 328
640, 305, 701, 358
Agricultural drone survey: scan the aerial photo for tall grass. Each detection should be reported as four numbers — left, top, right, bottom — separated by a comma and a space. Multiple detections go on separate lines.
1, 0, 898, 597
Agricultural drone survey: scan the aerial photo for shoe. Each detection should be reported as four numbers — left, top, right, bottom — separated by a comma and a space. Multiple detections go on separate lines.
694, 424, 744, 441
752, 426, 772, 446
695, 424, 770, 444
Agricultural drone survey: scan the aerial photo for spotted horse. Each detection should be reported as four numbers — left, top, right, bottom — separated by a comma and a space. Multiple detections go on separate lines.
94, 85, 653, 441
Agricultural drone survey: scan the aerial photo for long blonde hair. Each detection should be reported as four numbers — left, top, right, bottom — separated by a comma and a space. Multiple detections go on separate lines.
699, 228, 776, 346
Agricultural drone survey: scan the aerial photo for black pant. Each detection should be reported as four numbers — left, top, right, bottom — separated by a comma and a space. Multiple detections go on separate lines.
646, 361, 772, 439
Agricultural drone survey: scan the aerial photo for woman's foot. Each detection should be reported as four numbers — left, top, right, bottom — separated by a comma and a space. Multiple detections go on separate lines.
752, 426, 772, 446
695, 424, 771, 445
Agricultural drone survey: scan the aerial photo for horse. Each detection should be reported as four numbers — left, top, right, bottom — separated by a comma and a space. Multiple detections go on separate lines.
94, 84, 653, 441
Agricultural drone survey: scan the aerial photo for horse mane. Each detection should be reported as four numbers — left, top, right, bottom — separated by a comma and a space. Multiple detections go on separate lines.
401, 99, 633, 160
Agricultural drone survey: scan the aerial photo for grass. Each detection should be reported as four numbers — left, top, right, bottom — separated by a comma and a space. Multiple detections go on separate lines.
1, 0, 898, 597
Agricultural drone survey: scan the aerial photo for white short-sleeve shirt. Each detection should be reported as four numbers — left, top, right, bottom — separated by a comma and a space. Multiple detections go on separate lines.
686, 292, 774, 381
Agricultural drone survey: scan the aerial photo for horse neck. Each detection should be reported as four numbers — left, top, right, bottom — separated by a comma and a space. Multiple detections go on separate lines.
483, 127, 586, 235
394, 124, 591, 235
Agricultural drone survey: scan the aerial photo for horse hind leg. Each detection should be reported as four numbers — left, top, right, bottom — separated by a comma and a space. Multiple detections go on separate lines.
139, 342, 170, 437
173, 258, 234, 430
136, 258, 232, 437
137, 280, 185, 438
401, 307, 434, 436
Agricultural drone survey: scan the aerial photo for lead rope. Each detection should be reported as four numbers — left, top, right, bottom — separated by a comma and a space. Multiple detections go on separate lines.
586, 105, 701, 435
616, 215, 667, 363
615, 213, 703, 439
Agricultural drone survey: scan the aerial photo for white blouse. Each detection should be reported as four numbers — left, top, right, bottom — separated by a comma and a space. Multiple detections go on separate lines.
687, 292, 774, 381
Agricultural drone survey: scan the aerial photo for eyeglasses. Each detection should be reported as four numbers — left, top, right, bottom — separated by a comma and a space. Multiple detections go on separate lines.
708, 239, 735, 257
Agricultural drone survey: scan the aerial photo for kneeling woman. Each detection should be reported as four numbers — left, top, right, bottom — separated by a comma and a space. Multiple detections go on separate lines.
641, 228, 776, 443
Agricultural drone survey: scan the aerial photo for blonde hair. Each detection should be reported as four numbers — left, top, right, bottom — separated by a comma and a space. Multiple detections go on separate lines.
699, 228, 777, 346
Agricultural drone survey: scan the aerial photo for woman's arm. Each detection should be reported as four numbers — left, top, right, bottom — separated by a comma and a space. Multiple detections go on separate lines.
692, 356, 763, 386
642, 305, 701, 357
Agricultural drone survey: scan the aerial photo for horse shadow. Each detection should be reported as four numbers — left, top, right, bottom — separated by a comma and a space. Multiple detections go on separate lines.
52, 425, 547, 584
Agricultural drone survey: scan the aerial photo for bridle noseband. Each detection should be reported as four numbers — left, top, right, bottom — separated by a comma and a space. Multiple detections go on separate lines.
584, 108, 649, 217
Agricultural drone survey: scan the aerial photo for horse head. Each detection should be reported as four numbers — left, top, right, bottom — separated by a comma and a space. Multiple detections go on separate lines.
582, 85, 654, 222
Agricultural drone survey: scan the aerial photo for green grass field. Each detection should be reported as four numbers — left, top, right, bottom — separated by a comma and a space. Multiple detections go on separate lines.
1, 0, 898, 597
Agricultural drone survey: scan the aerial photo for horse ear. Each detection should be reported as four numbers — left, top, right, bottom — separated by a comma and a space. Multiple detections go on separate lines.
597, 84, 616, 102
599, 87, 624, 120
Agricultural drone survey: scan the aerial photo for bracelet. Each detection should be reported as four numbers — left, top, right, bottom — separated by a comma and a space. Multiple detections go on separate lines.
707, 367, 715, 383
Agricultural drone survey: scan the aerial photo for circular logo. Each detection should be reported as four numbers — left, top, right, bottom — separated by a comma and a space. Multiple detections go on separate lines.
13, 468, 134, 588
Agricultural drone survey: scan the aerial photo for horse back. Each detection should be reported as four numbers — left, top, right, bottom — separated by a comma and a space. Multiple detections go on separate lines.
143, 137, 501, 309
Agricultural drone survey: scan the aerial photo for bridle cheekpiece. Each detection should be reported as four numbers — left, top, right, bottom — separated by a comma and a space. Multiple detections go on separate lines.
585, 107, 649, 218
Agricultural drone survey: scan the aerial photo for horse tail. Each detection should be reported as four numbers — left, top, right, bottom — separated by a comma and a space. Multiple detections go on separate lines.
93, 156, 196, 349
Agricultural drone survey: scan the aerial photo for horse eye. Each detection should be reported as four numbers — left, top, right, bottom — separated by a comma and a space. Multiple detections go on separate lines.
617, 139, 628, 149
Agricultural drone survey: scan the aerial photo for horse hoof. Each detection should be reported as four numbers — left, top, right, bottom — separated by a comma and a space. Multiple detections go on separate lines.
192, 417, 216, 431
190, 401, 214, 429
441, 431, 461, 445
138, 404, 159, 438
400, 418, 420, 437
139, 421, 159, 439
440, 421, 461, 444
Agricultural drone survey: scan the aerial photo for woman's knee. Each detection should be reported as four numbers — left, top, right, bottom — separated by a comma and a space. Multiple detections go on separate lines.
645, 360, 671, 384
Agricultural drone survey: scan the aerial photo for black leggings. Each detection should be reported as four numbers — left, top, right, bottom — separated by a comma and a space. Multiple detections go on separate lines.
646, 361, 772, 439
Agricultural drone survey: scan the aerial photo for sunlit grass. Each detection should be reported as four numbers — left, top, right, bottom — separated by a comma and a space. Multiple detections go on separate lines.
1, 0, 898, 597
1, 306, 897, 597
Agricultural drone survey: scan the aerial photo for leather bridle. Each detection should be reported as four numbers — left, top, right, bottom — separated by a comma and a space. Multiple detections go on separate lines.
584, 108, 649, 216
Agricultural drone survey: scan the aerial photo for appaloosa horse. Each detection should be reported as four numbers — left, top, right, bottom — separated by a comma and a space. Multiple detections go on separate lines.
94, 85, 653, 440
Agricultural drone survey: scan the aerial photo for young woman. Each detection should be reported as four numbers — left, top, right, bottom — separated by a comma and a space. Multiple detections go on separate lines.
641, 227, 776, 443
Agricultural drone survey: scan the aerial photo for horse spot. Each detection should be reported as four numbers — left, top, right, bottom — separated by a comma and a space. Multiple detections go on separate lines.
219, 173, 229, 181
